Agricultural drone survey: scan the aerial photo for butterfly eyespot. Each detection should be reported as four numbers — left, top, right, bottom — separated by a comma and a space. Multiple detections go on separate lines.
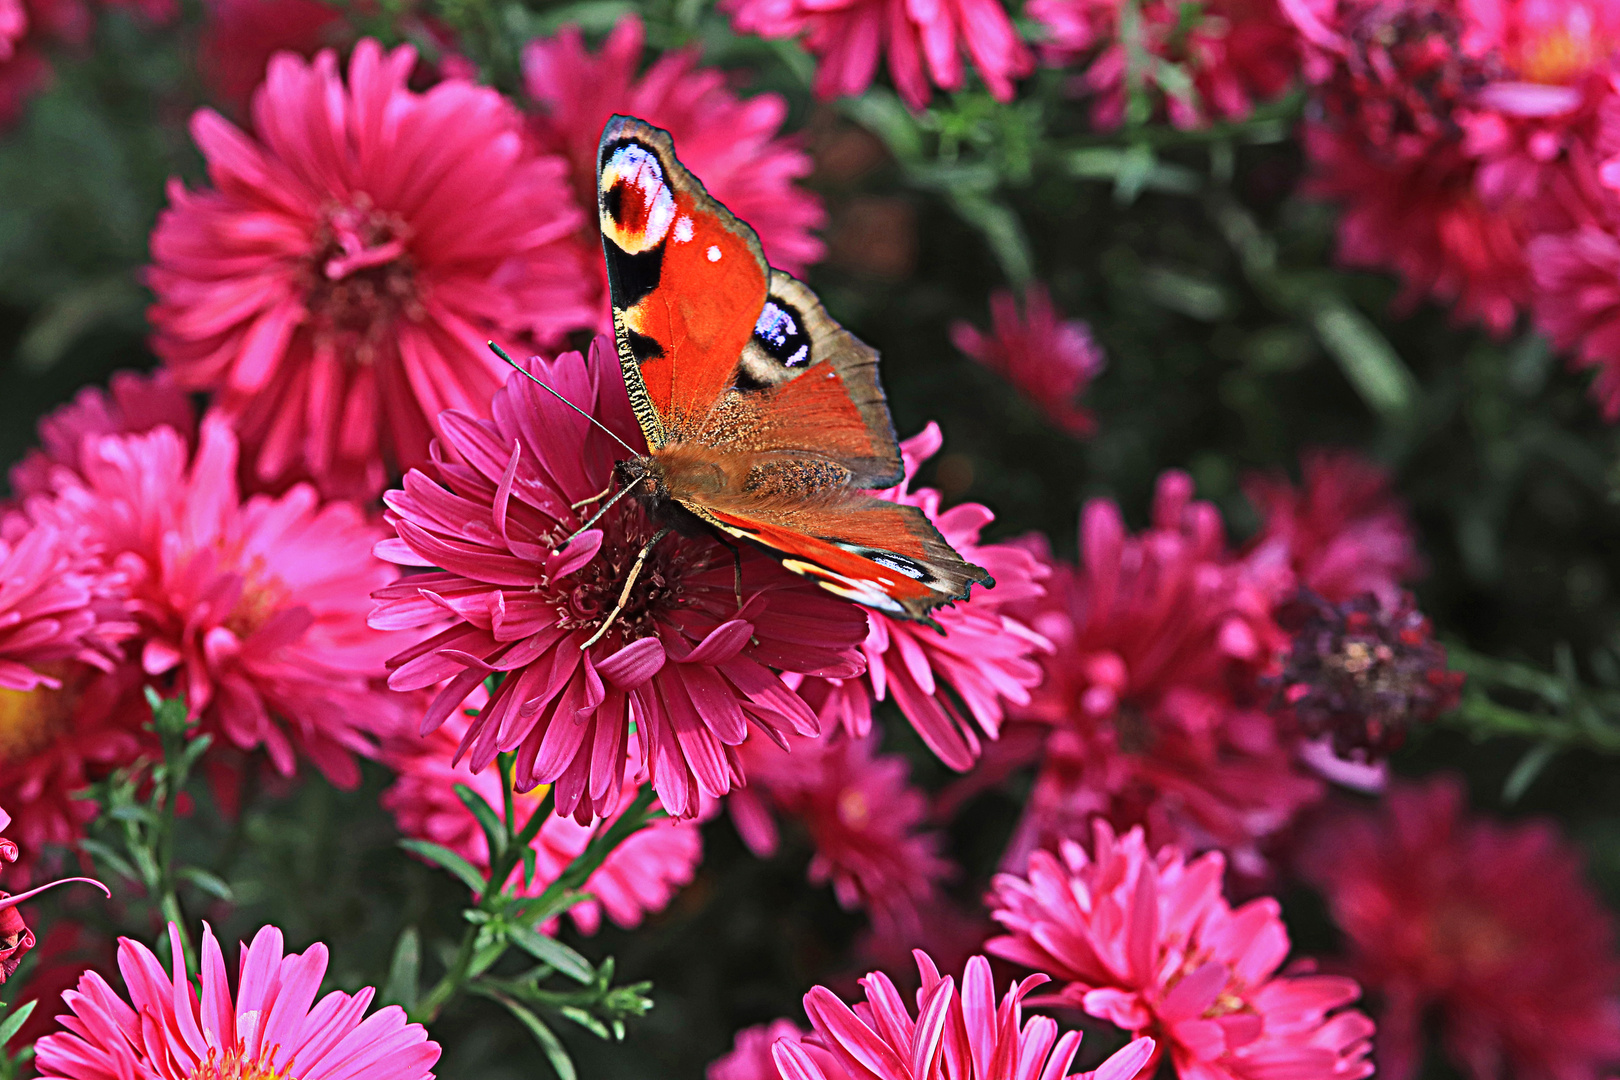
600, 143, 676, 254
753, 301, 812, 369
832, 544, 936, 583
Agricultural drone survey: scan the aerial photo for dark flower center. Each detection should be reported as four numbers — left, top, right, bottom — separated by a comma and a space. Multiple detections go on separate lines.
304, 195, 422, 364
0, 670, 76, 763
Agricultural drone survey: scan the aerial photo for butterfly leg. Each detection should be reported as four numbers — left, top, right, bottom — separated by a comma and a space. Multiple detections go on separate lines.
580, 526, 673, 650
557, 476, 644, 553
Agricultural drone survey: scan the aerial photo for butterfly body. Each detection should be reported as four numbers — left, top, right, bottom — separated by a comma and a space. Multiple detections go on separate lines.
598, 115, 991, 628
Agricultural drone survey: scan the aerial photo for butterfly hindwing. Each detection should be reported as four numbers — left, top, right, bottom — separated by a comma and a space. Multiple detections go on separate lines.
597, 115, 993, 626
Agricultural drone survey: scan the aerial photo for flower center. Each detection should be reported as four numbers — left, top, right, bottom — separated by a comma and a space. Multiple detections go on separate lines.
548, 504, 710, 647
188, 1046, 300, 1080
303, 195, 421, 364
223, 553, 292, 640
836, 787, 870, 829
1514, 23, 1609, 84
0, 675, 75, 763
1427, 901, 1519, 978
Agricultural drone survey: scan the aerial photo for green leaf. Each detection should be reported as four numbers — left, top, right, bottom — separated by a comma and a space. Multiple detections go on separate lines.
0, 1000, 38, 1047
491, 995, 577, 1080
178, 867, 233, 902
1311, 301, 1419, 421
558, 1004, 611, 1040
79, 838, 139, 883
382, 927, 421, 1009
506, 923, 593, 984
398, 840, 487, 894
454, 782, 508, 863
1503, 741, 1561, 803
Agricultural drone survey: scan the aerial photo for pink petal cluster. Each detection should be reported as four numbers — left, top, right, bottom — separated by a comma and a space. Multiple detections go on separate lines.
949, 286, 1106, 438
774, 951, 1157, 1080
795, 424, 1050, 771
1029, 0, 1302, 129
710, 1019, 807, 1080
1302, 777, 1620, 1080
370, 340, 868, 823
1240, 448, 1420, 606
719, 0, 1033, 112
381, 697, 705, 934
1003, 472, 1320, 874
0, 513, 130, 693
523, 14, 824, 333
35, 922, 440, 1079
147, 40, 593, 499
729, 728, 954, 934
26, 415, 409, 787
988, 820, 1376, 1080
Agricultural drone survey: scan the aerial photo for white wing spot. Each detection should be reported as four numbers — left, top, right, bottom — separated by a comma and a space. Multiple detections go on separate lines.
706, 245, 722, 262
674, 215, 694, 243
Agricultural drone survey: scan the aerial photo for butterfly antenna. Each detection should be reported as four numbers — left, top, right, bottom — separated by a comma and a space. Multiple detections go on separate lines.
486, 341, 641, 458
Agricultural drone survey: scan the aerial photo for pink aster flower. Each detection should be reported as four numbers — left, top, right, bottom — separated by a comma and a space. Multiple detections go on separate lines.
790, 424, 1050, 772
35, 922, 439, 1079
710, 1019, 807, 1080
523, 14, 824, 333
381, 697, 705, 934
729, 728, 954, 934
988, 820, 1376, 1080
27, 415, 409, 787
1030, 0, 1301, 130
1302, 777, 1620, 1080
1241, 448, 1421, 606
197, 0, 348, 114
0, 514, 130, 693
1529, 205, 1620, 419
1003, 473, 1320, 875
9, 369, 196, 500
720, 0, 1033, 112
147, 40, 593, 499
949, 286, 1105, 438
775, 951, 1157, 1080
370, 340, 868, 823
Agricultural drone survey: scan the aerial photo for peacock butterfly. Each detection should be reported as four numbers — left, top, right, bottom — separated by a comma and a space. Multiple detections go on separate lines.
591, 114, 991, 631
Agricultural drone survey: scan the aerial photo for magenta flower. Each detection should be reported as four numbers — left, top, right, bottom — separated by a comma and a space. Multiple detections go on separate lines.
988, 821, 1376, 1080
197, 0, 348, 113
795, 424, 1050, 771
382, 697, 706, 934
1529, 213, 1620, 420
950, 286, 1105, 438
27, 415, 409, 786
0, 514, 130, 693
710, 1019, 807, 1080
1241, 448, 1421, 606
775, 951, 1157, 1080
524, 14, 824, 333
147, 40, 593, 499
9, 369, 197, 500
1029, 0, 1301, 130
730, 728, 953, 934
720, 0, 1033, 112
1004, 473, 1319, 874
370, 340, 868, 822
35, 922, 439, 1079
1302, 777, 1620, 1080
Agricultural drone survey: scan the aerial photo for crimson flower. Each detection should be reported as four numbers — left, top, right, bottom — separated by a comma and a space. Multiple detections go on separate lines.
35, 923, 439, 1079
729, 728, 953, 934
524, 14, 824, 334
720, 0, 1033, 112
147, 40, 593, 498
382, 697, 706, 934
775, 951, 1157, 1080
950, 286, 1105, 438
197, 0, 348, 113
988, 821, 1376, 1080
1302, 777, 1620, 1080
370, 340, 868, 823
1528, 185, 1620, 420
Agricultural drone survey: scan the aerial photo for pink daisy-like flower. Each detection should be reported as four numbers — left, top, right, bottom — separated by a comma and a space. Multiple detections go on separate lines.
949, 286, 1105, 438
792, 424, 1050, 771
1004, 473, 1320, 874
381, 697, 705, 934
720, 0, 1033, 112
1241, 448, 1421, 606
147, 40, 593, 499
775, 951, 1157, 1080
0, 514, 130, 693
370, 340, 868, 823
1302, 777, 1620, 1080
710, 1019, 807, 1080
9, 369, 196, 500
35, 922, 439, 1079
27, 415, 408, 787
988, 820, 1376, 1080
1528, 205, 1620, 419
729, 728, 954, 934
1029, 0, 1301, 130
523, 14, 824, 333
